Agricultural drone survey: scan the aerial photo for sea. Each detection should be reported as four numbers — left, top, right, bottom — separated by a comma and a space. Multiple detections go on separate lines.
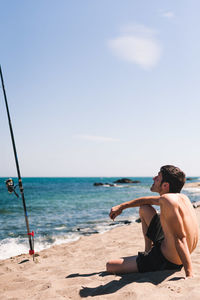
0, 176, 199, 260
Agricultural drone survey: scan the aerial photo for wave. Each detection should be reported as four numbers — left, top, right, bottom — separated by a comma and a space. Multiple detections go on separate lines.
0, 234, 80, 260
0, 216, 138, 260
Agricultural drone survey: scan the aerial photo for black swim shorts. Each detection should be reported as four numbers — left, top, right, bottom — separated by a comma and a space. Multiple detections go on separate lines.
136, 214, 183, 273
146, 213, 164, 244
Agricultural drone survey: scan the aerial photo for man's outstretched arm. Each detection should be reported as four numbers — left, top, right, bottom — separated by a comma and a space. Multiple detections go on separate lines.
109, 196, 161, 220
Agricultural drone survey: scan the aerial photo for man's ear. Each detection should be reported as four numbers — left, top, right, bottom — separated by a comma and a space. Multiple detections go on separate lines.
162, 182, 170, 191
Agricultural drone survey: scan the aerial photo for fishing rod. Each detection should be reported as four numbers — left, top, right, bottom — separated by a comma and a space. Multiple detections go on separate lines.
0, 65, 35, 260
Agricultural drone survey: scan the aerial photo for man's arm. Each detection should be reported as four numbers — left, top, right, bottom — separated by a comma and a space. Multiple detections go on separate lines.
161, 199, 193, 278
109, 196, 160, 220
175, 235, 193, 278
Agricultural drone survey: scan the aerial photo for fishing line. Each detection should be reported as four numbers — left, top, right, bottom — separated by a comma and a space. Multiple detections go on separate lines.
0, 65, 35, 260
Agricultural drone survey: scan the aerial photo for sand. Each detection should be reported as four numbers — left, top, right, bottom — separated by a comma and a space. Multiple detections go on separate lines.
0, 208, 200, 299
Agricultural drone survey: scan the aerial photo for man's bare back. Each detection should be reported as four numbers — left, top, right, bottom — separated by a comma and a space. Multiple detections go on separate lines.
160, 193, 199, 265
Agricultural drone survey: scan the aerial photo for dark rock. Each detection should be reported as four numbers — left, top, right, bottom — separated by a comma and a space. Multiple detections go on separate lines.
114, 178, 140, 184
186, 177, 193, 181
109, 220, 132, 226
109, 223, 116, 226
123, 220, 131, 225
135, 218, 141, 223
93, 182, 104, 186
93, 182, 116, 187
193, 201, 200, 208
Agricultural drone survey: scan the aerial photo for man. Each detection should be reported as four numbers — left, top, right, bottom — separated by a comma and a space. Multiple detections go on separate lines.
106, 165, 199, 278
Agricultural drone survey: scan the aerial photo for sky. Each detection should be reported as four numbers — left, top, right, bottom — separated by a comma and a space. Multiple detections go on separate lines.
0, 0, 200, 177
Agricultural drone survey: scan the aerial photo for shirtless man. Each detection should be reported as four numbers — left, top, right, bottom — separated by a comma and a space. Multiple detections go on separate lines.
106, 165, 199, 278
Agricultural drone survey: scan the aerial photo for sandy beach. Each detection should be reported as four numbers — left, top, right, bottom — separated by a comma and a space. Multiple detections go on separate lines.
0, 203, 200, 300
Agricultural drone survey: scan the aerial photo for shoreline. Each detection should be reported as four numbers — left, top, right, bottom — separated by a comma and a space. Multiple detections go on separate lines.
0, 195, 199, 262
0, 218, 136, 262
0, 207, 200, 299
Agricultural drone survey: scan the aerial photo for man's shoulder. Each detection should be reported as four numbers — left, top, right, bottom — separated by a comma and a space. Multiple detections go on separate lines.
160, 193, 183, 207
160, 193, 191, 209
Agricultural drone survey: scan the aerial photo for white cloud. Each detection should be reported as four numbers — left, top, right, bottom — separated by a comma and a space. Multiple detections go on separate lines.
75, 134, 121, 143
108, 24, 162, 70
161, 10, 175, 19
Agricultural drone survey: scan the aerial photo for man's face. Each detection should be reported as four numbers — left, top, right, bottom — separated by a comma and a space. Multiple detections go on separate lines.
150, 171, 163, 193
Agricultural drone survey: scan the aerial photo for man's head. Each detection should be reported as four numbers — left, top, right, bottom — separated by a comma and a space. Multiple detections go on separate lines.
151, 165, 186, 195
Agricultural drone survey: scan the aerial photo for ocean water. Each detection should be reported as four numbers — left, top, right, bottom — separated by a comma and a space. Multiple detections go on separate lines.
0, 177, 199, 260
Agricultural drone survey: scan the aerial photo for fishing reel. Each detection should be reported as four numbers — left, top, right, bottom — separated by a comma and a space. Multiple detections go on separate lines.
5, 178, 19, 198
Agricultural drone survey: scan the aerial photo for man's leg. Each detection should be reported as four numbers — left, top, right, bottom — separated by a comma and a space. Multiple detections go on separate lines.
106, 205, 157, 274
139, 205, 157, 252
106, 256, 138, 274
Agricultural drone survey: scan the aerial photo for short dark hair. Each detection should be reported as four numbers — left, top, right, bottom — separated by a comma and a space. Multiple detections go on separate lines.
160, 165, 186, 193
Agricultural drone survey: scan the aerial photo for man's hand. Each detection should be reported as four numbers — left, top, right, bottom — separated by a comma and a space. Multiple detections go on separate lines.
109, 205, 123, 221
185, 271, 194, 279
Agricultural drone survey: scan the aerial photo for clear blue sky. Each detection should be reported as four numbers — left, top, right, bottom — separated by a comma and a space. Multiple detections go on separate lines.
0, 0, 200, 177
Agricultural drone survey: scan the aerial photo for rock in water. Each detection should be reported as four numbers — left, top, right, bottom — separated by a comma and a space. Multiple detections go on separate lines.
114, 178, 140, 184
